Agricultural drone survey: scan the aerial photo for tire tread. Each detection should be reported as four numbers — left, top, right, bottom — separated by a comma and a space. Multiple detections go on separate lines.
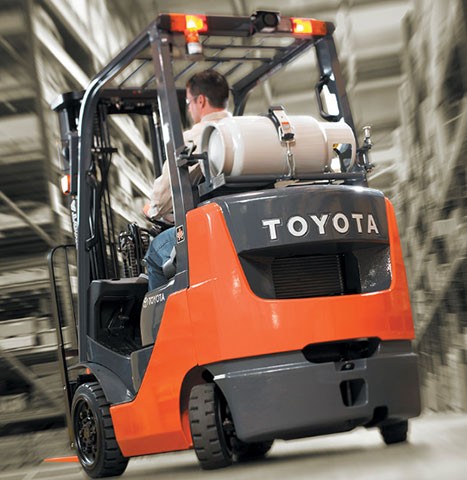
72, 382, 128, 478
188, 384, 233, 470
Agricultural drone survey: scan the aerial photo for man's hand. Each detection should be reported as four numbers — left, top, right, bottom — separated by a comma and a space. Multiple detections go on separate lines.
143, 203, 173, 233
143, 203, 151, 219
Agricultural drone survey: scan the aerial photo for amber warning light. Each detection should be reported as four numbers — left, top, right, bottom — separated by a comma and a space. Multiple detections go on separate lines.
61, 174, 71, 195
170, 14, 207, 55
291, 17, 327, 36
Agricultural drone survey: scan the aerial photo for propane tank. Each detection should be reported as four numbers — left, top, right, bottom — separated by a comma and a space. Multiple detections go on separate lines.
200, 115, 356, 177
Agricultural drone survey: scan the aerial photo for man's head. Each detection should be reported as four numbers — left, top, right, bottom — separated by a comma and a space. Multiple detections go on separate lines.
186, 70, 229, 124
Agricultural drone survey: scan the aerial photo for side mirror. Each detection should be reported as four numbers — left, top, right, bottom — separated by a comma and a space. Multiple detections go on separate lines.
315, 75, 341, 122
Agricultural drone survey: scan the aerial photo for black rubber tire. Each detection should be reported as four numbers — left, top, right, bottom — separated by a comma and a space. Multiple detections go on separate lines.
72, 382, 128, 478
380, 420, 408, 445
233, 439, 274, 462
188, 383, 233, 470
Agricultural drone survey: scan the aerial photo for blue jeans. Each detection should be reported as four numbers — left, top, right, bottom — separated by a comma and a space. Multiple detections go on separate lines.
144, 226, 175, 291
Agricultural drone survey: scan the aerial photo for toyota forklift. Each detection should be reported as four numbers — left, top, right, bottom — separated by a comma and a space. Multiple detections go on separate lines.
49, 11, 421, 478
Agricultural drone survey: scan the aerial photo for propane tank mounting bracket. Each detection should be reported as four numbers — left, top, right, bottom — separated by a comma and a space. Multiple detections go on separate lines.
268, 106, 296, 178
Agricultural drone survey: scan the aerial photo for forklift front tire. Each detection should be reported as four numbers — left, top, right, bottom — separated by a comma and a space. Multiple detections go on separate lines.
380, 420, 409, 445
72, 382, 128, 478
189, 383, 234, 470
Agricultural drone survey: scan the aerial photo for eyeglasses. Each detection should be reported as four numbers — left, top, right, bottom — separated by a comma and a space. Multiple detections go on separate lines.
185, 95, 199, 106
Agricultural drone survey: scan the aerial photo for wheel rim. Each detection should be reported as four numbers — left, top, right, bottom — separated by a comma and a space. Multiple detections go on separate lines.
216, 392, 235, 457
74, 398, 98, 467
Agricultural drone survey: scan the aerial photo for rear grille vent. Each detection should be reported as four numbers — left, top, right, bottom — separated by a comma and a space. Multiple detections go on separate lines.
272, 255, 344, 299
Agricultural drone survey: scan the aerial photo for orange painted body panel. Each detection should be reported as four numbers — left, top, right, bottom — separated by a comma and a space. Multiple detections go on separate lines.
110, 197, 413, 457
187, 200, 413, 365
111, 290, 196, 456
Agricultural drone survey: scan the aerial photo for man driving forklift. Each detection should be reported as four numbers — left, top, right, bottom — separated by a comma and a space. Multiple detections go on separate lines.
49, 11, 421, 477
143, 69, 231, 290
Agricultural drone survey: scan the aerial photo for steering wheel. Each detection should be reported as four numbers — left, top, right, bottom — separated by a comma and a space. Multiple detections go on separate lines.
147, 218, 173, 236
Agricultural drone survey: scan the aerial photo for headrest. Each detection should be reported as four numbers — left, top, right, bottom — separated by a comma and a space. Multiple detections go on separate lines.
200, 115, 356, 177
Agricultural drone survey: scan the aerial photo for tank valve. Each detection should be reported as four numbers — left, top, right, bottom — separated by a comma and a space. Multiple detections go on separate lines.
358, 125, 374, 172
362, 125, 372, 147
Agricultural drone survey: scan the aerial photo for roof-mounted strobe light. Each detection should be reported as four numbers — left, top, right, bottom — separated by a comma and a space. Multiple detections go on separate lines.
169, 14, 207, 55
251, 11, 280, 33
291, 17, 327, 36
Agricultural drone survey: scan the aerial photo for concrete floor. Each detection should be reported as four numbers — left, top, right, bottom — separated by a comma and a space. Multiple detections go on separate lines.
0, 413, 466, 480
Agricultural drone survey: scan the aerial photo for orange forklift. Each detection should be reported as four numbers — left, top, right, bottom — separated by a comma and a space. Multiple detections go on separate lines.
49, 11, 421, 478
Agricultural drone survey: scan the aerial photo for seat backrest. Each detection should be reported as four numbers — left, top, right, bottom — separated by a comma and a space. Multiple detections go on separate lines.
200, 115, 356, 177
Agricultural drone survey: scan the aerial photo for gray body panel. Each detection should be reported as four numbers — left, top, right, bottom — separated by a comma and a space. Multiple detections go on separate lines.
208, 341, 421, 443
209, 185, 388, 252
206, 185, 391, 299
140, 276, 177, 347
85, 359, 134, 405
130, 346, 153, 391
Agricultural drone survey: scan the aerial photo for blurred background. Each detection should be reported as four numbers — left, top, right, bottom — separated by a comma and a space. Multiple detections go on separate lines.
0, 0, 465, 473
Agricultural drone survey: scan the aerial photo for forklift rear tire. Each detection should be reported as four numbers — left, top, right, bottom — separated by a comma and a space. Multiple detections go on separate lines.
380, 420, 408, 445
72, 382, 128, 478
188, 383, 234, 470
